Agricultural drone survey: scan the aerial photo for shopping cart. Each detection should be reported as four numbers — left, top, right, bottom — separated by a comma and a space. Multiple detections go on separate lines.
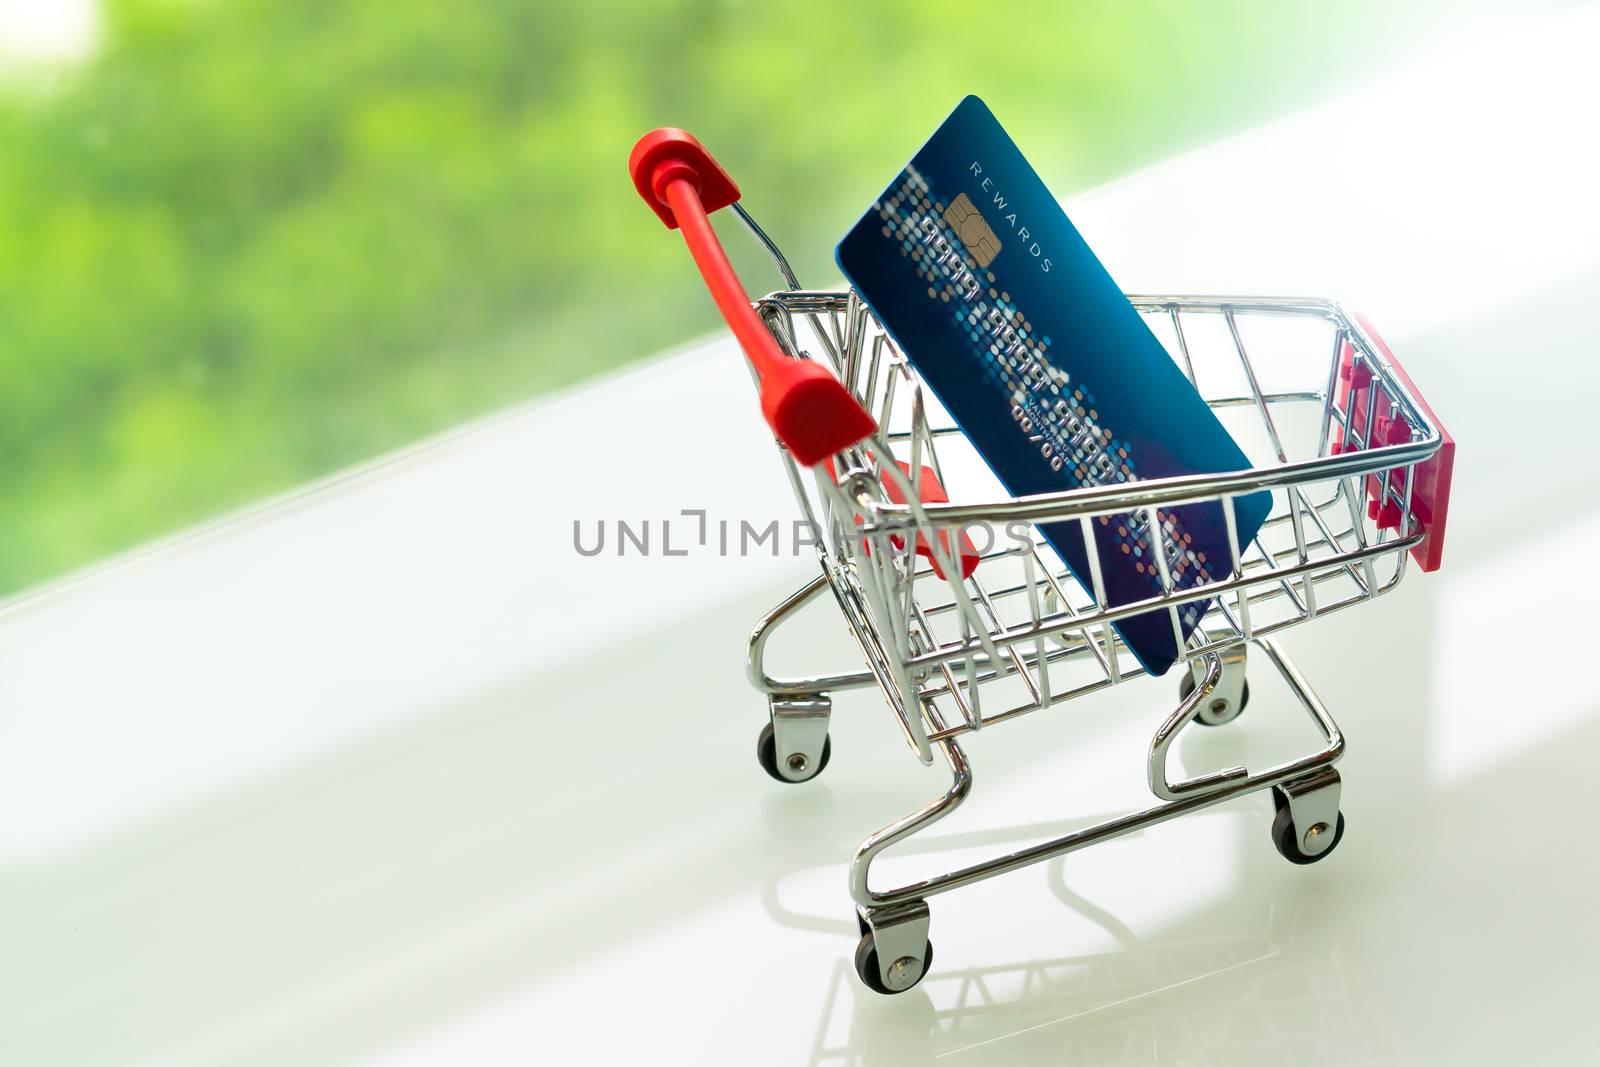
629, 128, 1455, 995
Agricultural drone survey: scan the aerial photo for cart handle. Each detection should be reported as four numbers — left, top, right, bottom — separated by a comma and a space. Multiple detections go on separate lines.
629, 128, 875, 466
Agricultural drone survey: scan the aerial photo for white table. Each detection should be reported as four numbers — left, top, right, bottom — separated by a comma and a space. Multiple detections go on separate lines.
5, 10, 1599, 1065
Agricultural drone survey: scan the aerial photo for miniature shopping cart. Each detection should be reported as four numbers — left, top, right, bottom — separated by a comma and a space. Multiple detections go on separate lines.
629, 129, 1455, 995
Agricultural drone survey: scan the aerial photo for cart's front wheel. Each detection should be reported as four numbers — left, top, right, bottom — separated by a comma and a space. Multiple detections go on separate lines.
1271, 806, 1345, 864
854, 932, 933, 995
1178, 671, 1250, 726
756, 721, 831, 783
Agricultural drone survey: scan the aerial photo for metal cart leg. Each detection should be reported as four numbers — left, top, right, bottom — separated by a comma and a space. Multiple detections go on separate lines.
849, 737, 969, 993
747, 574, 877, 697
747, 574, 877, 785
1183, 641, 1248, 726
845, 638, 1345, 994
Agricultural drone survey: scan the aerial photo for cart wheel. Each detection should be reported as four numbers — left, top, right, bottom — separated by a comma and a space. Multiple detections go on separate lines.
1178, 671, 1249, 726
854, 931, 933, 995
756, 721, 831, 783
1271, 806, 1345, 864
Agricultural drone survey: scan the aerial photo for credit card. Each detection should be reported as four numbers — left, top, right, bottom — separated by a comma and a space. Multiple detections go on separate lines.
836, 95, 1271, 676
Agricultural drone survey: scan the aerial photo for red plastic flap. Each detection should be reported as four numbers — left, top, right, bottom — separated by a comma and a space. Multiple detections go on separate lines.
823, 459, 981, 580
628, 128, 740, 230
1331, 315, 1455, 572
877, 461, 981, 580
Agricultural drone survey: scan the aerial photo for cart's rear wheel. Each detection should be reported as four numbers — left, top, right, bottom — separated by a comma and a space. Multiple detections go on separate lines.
1271, 806, 1345, 864
757, 721, 831, 783
854, 932, 933, 995
1178, 671, 1250, 726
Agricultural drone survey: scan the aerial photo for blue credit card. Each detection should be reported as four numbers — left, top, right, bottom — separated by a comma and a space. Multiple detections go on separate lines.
835, 95, 1271, 676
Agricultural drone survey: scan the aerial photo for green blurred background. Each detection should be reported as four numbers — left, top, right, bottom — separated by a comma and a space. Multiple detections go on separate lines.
0, 0, 1549, 594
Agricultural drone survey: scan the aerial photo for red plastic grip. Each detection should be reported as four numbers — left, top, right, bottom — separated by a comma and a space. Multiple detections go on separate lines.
629, 128, 875, 467
628, 128, 741, 230
1330, 315, 1455, 572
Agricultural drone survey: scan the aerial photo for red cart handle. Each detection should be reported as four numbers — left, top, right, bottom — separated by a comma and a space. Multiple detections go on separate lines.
629, 128, 875, 466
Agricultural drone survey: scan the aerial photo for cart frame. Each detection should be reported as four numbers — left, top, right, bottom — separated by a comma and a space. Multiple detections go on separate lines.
737, 240, 1443, 997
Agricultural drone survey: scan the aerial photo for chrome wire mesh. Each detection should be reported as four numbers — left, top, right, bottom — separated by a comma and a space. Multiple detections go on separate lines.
754, 290, 1442, 761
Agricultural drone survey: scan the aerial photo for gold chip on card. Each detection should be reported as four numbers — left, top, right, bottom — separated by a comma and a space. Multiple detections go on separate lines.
943, 192, 1001, 267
